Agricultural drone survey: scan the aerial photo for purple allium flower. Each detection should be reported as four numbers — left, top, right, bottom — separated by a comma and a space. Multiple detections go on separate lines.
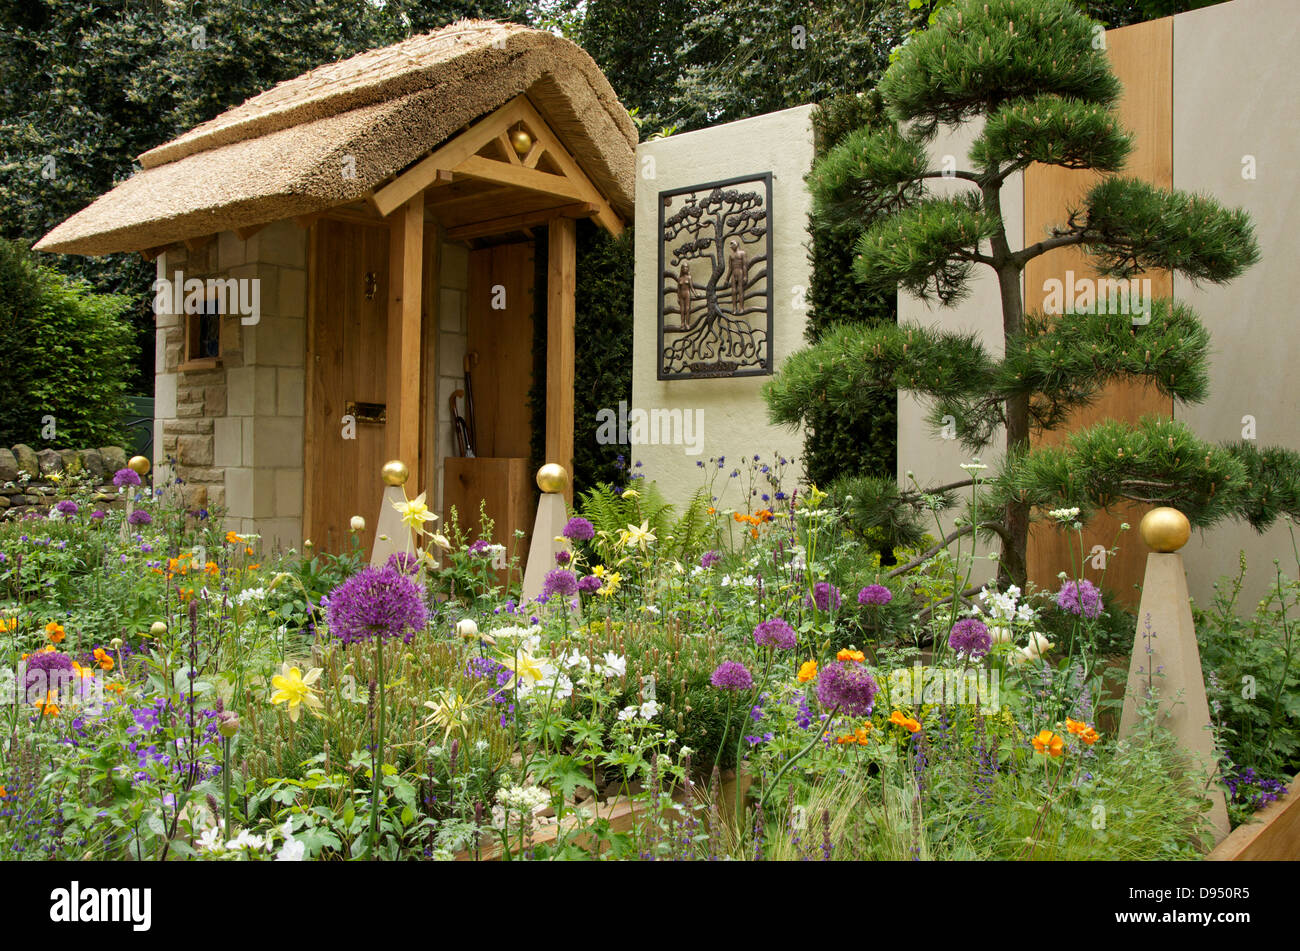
112, 468, 142, 488
90, 510, 106, 522
807, 582, 842, 612
466, 539, 491, 557
326, 565, 428, 645
816, 661, 879, 716
700, 550, 721, 569
752, 617, 796, 650
562, 516, 595, 542
386, 552, 419, 574
1056, 578, 1103, 619
541, 568, 578, 601
555, 549, 572, 566
23, 651, 75, 703
710, 661, 753, 691
948, 618, 992, 660
54, 500, 78, 517
858, 584, 892, 606
128, 509, 152, 526
577, 574, 602, 594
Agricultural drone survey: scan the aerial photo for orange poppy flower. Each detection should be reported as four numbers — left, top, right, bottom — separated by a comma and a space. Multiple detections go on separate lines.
32, 692, 60, 717
0, 785, 6, 798
836, 734, 857, 745
1032, 730, 1065, 757
45, 621, 65, 644
888, 710, 921, 733
106, 683, 125, 695
837, 649, 865, 663
225, 530, 241, 545
1079, 726, 1100, 745
93, 648, 114, 672
245, 547, 255, 557
797, 660, 818, 683
204, 561, 219, 576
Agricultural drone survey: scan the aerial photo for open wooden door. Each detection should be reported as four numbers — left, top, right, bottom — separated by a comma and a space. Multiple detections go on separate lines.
306, 219, 391, 553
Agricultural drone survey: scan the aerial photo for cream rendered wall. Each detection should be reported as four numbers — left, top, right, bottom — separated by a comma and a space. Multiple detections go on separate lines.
896, 119, 1023, 587
1172, 0, 1300, 605
632, 105, 816, 505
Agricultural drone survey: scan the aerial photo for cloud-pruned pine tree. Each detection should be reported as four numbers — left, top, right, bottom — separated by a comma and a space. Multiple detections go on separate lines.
764, 0, 1298, 586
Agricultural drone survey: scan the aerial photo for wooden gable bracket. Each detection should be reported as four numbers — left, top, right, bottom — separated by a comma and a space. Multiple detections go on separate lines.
369, 95, 623, 237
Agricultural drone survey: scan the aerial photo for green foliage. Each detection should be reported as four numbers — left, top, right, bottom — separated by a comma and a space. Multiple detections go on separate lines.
880, 0, 1122, 138
969, 94, 1133, 173
0, 239, 136, 446
1081, 177, 1260, 281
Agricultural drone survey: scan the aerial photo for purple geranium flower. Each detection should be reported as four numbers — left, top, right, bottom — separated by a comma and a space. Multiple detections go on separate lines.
858, 584, 892, 606
1057, 579, 1103, 619
948, 618, 992, 661
127, 509, 152, 526
752, 617, 796, 650
112, 468, 142, 488
700, 550, 721, 569
562, 517, 595, 542
541, 568, 578, 602
816, 661, 879, 716
466, 539, 491, 557
710, 661, 753, 691
326, 566, 428, 645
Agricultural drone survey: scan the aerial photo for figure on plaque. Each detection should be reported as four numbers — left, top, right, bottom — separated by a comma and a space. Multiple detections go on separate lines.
725, 238, 748, 314
675, 262, 694, 330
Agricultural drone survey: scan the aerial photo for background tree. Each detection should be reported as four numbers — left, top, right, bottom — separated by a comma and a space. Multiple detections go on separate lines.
764, 0, 1298, 587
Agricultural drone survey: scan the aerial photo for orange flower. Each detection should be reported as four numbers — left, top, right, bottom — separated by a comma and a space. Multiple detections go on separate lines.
225, 530, 241, 545
244, 547, 255, 557
1079, 726, 1100, 745
1032, 730, 1065, 757
854, 723, 874, 744
106, 683, 125, 695
0, 785, 6, 798
32, 691, 60, 718
888, 710, 921, 733
797, 660, 818, 683
70, 661, 94, 679
1065, 718, 1087, 735
93, 648, 114, 672
837, 648, 865, 663
836, 734, 857, 745
754, 509, 775, 523
204, 561, 219, 576
733, 512, 745, 524
0, 618, 15, 633
750, 527, 758, 541
44, 621, 65, 644
248, 563, 260, 571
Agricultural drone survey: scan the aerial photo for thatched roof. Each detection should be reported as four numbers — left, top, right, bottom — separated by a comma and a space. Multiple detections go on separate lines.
36, 20, 636, 256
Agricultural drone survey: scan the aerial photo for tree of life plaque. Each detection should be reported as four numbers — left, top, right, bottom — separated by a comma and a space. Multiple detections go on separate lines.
658, 174, 773, 380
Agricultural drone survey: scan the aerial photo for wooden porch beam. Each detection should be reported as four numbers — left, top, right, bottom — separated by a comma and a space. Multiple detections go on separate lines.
183, 234, 213, 254
546, 216, 576, 504
234, 223, 266, 241
386, 191, 425, 485
451, 155, 587, 202
370, 99, 527, 217
444, 202, 594, 242
514, 97, 624, 237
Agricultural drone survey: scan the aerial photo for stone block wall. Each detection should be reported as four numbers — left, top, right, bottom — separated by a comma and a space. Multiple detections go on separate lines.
0, 444, 130, 519
154, 219, 308, 550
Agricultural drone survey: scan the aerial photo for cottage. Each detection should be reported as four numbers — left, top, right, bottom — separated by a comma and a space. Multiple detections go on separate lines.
36, 20, 635, 554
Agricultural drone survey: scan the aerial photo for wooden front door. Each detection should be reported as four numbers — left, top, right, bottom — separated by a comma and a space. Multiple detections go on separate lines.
306, 219, 391, 553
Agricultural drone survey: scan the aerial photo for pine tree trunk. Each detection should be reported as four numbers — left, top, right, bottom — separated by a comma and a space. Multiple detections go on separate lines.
997, 261, 1030, 588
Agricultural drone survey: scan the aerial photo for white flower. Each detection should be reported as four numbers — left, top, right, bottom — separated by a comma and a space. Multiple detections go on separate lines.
989, 624, 1014, 645
1019, 631, 1054, 661
618, 705, 639, 721
196, 825, 224, 852
601, 652, 626, 678
275, 836, 306, 861
562, 649, 590, 673
235, 587, 266, 606
225, 829, 267, 851
960, 458, 988, 473
455, 618, 479, 639
639, 699, 661, 720
1048, 507, 1081, 522
429, 533, 453, 552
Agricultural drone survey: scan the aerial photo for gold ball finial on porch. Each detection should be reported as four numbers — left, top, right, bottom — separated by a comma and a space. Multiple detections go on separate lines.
510, 128, 533, 156
127, 455, 151, 477
536, 463, 568, 495
381, 459, 410, 486
1140, 506, 1191, 553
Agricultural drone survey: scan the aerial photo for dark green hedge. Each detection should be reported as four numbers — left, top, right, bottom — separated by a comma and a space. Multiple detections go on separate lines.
0, 239, 135, 447
802, 92, 898, 487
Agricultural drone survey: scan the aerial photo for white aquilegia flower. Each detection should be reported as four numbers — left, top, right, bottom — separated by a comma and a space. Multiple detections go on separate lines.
601, 652, 627, 678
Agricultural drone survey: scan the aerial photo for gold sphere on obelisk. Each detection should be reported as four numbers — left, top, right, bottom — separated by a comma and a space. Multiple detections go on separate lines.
1140, 506, 1191, 553
127, 455, 151, 476
536, 463, 569, 494
381, 459, 410, 486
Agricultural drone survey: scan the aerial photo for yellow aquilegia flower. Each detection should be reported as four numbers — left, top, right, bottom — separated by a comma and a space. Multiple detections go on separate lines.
598, 571, 621, 598
269, 663, 323, 723
392, 492, 437, 535
499, 650, 552, 693
423, 692, 473, 742
619, 521, 656, 551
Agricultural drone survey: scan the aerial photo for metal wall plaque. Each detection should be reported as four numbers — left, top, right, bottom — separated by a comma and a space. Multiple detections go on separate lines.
657, 173, 773, 380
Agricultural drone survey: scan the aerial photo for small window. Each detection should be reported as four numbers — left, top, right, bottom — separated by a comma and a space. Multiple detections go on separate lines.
181, 295, 223, 370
